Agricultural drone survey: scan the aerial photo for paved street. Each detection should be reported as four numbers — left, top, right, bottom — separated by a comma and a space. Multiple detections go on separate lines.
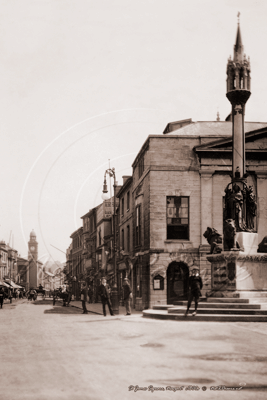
1, 298, 267, 400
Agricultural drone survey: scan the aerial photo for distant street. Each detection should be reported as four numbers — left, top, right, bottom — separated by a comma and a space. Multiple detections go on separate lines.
1, 297, 267, 400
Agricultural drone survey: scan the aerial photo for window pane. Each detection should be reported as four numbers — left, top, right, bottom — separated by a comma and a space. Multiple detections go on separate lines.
181, 197, 188, 206
179, 208, 188, 217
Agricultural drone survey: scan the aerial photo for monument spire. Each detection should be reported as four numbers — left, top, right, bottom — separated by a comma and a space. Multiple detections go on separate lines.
224, 18, 256, 237
226, 17, 251, 178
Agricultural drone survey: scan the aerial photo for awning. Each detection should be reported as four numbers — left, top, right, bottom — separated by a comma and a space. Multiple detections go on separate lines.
4, 280, 23, 289
0, 280, 10, 287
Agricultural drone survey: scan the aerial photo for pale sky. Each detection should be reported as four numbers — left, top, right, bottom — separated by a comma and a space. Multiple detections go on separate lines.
1, 0, 267, 263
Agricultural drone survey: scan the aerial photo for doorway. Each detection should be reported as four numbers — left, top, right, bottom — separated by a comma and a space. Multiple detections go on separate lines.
167, 262, 189, 304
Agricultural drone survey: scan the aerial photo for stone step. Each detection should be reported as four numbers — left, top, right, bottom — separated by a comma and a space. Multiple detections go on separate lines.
167, 302, 261, 309
249, 298, 267, 304
153, 305, 176, 311
168, 307, 267, 315
173, 297, 206, 305
206, 298, 249, 303
143, 310, 267, 322
238, 291, 267, 298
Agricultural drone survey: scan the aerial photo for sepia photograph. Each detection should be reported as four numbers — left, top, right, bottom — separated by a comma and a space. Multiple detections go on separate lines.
1, 1, 267, 399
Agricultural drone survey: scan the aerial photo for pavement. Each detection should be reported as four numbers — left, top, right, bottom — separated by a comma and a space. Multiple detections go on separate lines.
36, 295, 142, 317
1, 297, 267, 400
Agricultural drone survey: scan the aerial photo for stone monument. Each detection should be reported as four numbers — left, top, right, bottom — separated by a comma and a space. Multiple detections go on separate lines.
206, 16, 267, 296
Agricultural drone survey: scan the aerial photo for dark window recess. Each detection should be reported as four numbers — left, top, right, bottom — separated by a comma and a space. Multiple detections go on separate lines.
127, 225, 130, 252
121, 229, 124, 250
127, 191, 130, 211
135, 205, 141, 246
166, 196, 189, 240
138, 157, 144, 178
121, 198, 124, 216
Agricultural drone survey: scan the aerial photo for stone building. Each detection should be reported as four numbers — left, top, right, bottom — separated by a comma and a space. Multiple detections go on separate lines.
116, 176, 135, 303
129, 23, 267, 310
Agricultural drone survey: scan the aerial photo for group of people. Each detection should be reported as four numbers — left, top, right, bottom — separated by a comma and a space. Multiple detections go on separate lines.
80, 277, 133, 316
0, 287, 27, 308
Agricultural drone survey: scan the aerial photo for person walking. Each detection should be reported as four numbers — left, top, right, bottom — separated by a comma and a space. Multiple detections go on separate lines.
0, 287, 5, 309
81, 283, 88, 314
123, 278, 132, 315
184, 267, 203, 317
98, 278, 114, 316
88, 285, 93, 304
52, 289, 57, 306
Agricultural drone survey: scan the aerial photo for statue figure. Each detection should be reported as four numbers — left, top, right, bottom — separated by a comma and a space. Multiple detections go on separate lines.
203, 227, 223, 254
246, 186, 257, 231
230, 184, 244, 230
223, 219, 240, 251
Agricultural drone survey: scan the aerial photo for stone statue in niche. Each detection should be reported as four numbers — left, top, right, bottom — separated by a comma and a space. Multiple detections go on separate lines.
203, 227, 223, 254
224, 184, 244, 231
246, 185, 257, 231
223, 219, 240, 251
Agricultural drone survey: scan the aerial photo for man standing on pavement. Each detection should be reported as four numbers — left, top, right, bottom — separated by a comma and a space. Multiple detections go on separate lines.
81, 283, 88, 314
98, 277, 114, 316
0, 287, 5, 309
123, 278, 132, 315
184, 267, 203, 317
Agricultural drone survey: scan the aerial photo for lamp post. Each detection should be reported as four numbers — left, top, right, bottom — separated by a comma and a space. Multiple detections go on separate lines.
102, 167, 119, 314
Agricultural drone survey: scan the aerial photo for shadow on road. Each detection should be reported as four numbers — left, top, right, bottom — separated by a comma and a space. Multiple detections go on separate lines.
44, 305, 83, 314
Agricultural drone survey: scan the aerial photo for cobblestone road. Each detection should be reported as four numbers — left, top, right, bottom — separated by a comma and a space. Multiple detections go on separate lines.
1, 298, 267, 400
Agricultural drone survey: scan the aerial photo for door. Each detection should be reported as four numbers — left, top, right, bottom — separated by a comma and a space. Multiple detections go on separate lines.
167, 262, 189, 304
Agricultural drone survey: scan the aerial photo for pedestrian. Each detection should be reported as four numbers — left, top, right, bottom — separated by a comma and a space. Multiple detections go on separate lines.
98, 278, 114, 316
0, 287, 5, 309
184, 267, 203, 317
88, 285, 93, 304
52, 289, 57, 306
81, 283, 88, 314
123, 278, 132, 315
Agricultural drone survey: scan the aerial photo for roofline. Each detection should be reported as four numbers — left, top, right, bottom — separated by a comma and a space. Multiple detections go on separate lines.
116, 176, 133, 198
81, 205, 100, 219
70, 227, 83, 238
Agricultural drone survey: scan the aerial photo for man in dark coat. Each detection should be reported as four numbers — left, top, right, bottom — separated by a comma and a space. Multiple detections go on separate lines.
123, 278, 132, 315
98, 278, 114, 316
184, 267, 203, 317
0, 287, 5, 309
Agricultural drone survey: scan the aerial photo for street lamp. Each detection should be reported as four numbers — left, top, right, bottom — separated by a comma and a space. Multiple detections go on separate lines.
102, 167, 119, 314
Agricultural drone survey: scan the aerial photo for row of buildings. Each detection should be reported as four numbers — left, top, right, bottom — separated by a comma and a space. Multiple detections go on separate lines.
65, 22, 267, 310
0, 230, 64, 292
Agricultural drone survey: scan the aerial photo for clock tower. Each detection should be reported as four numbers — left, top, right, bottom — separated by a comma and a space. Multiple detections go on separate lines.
28, 230, 38, 262
28, 230, 39, 288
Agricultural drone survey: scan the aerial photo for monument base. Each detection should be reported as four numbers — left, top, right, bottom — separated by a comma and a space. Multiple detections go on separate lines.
207, 251, 267, 293
236, 232, 258, 253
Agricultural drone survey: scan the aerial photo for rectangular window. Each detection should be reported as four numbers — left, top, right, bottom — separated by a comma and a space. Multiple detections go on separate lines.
126, 191, 130, 211
166, 196, 189, 240
138, 157, 144, 179
121, 229, 124, 251
121, 198, 124, 216
135, 205, 141, 246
